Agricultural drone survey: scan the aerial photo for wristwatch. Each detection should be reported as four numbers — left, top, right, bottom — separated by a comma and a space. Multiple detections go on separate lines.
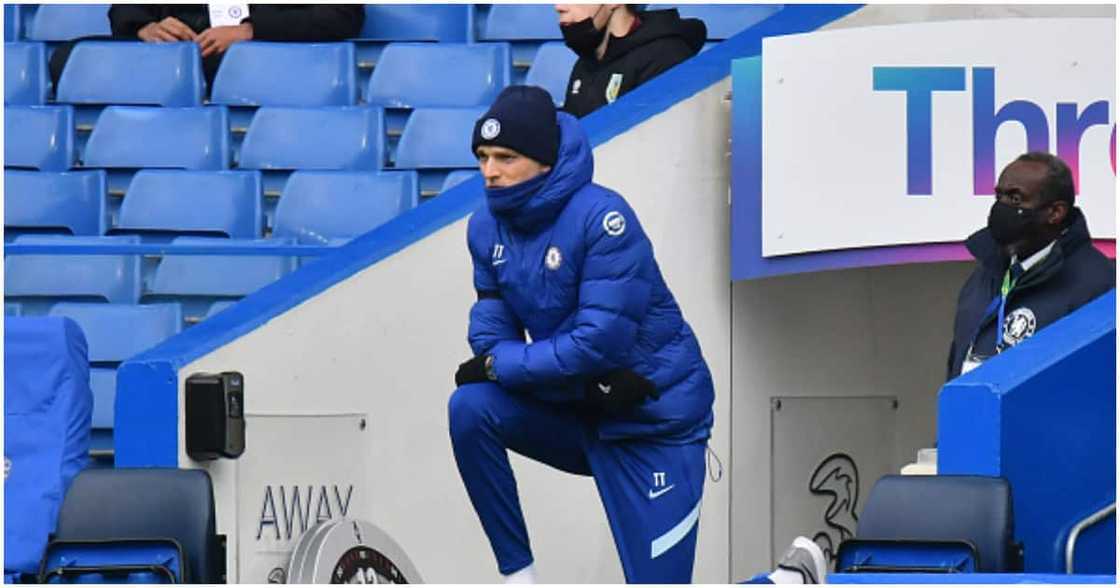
484, 354, 497, 381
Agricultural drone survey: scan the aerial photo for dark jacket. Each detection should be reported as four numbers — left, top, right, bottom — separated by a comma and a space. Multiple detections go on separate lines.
109, 4, 364, 41
946, 207, 1115, 380
561, 9, 706, 118
101, 4, 362, 86
467, 113, 714, 443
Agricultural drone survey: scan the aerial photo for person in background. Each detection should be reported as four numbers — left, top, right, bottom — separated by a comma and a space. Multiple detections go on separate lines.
946, 152, 1114, 379
48, 4, 364, 87
555, 4, 706, 117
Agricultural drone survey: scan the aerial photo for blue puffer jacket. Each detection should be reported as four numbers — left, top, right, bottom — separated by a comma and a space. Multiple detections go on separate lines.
465, 112, 714, 444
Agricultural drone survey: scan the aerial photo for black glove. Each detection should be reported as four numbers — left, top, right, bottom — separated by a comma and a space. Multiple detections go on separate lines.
455, 355, 491, 387
585, 370, 660, 415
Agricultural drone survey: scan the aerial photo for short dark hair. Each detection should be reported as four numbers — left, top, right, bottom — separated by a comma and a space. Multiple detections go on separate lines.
625, 4, 646, 15
1014, 151, 1075, 207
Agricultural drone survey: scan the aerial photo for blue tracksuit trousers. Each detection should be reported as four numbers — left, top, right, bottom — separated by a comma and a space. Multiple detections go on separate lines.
448, 382, 706, 583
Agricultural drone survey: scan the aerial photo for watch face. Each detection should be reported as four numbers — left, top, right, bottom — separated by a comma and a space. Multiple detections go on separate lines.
331, 546, 408, 584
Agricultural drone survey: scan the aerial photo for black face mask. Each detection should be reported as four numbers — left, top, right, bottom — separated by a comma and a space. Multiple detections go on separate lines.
561, 7, 607, 57
988, 201, 1046, 246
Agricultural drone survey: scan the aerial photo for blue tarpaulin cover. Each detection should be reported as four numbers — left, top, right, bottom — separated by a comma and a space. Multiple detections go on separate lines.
4, 317, 93, 575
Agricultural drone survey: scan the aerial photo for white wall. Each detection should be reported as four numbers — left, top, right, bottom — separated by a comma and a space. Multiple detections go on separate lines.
178, 81, 734, 583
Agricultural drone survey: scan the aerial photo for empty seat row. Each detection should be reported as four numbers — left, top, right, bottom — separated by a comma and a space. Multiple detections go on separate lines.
5, 41, 514, 108
6, 104, 489, 172
5, 170, 418, 242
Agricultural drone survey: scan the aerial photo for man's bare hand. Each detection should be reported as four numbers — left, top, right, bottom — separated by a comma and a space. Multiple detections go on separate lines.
197, 23, 253, 58
138, 17, 197, 43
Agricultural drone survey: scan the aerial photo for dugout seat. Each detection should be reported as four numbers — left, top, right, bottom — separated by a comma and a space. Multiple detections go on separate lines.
51, 468, 222, 583
836, 475, 1024, 573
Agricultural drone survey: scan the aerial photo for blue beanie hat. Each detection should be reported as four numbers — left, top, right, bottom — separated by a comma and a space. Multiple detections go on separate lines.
472, 85, 559, 167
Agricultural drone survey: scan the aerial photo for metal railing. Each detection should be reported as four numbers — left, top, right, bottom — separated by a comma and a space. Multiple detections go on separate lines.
1065, 502, 1116, 573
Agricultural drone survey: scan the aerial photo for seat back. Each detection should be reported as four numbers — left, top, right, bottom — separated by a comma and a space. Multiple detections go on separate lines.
5, 235, 142, 304
211, 42, 357, 107
57, 42, 203, 106
27, 4, 111, 41
4, 170, 108, 237
48, 303, 183, 363
239, 107, 384, 170
854, 475, 1020, 572
395, 107, 487, 169
146, 237, 296, 298
526, 42, 578, 107
367, 43, 511, 108
54, 468, 220, 584
83, 106, 229, 169
5, 42, 49, 105
273, 170, 418, 244
4, 105, 75, 170
355, 4, 469, 41
480, 4, 562, 40
115, 170, 261, 239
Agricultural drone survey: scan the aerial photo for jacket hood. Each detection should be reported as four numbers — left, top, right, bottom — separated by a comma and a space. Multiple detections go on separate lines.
486, 112, 593, 233
603, 8, 707, 61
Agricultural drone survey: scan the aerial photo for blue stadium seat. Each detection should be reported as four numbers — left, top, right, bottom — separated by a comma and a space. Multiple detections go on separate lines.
89, 368, 115, 428
5, 302, 22, 316
4, 5, 21, 41
5, 235, 141, 304
4, 170, 108, 237
239, 107, 384, 170
5, 42, 48, 105
526, 42, 577, 107
211, 42, 357, 107
4, 105, 75, 170
367, 43, 511, 108
480, 4, 562, 40
395, 108, 486, 169
57, 42, 203, 106
113, 170, 262, 239
83, 106, 230, 169
441, 170, 478, 194
355, 4, 470, 41
146, 237, 296, 299
49, 302, 182, 363
273, 171, 418, 244
649, 4, 781, 40
27, 4, 111, 41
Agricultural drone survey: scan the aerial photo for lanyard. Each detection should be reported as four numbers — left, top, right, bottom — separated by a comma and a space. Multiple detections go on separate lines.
967, 267, 1019, 356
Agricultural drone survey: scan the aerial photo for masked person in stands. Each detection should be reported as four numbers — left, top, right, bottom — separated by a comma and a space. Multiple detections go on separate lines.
447, 85, 715, 583
556, 4, 706, 117
49, 4, 364, 88
947, 152, 1114, 379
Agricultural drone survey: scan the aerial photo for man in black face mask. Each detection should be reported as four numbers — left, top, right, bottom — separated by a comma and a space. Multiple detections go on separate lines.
555, 4, 706, 118
946, 152, 1114, 380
